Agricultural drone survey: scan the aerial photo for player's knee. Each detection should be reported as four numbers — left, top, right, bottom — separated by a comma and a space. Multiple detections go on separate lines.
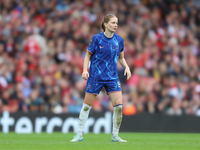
113, 97, 123, 105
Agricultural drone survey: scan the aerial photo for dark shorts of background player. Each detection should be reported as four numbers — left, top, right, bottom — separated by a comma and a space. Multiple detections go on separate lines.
85, 79, 122, 95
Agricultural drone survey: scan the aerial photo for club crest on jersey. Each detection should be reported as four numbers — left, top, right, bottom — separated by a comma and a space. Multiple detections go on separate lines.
115, 46, 119, 51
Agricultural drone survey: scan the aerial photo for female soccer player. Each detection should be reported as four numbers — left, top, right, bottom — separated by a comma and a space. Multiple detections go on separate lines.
71, 14, 131, 142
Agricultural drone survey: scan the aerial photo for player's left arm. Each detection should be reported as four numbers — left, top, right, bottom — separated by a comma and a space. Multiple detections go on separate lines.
119, 51, 131, 80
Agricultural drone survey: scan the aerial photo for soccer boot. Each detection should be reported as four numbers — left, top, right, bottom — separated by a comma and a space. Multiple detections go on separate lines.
70, 134, 83, 142
111, 136, 127, 142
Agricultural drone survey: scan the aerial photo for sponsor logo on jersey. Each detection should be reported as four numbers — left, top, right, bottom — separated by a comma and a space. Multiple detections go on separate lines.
115, 46, 119, 50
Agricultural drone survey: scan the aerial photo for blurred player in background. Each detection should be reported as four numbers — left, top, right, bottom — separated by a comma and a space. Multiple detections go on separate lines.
71, 14, 131, 142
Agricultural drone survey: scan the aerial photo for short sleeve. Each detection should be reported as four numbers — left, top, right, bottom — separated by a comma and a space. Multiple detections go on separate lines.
87, 35, 97, 54
120, 39, 124, 52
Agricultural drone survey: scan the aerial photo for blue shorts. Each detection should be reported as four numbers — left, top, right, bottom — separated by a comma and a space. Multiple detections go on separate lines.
85, 79, 122, 95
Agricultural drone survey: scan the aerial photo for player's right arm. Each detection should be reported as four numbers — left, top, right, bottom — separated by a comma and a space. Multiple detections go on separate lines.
82, 51, 91, 80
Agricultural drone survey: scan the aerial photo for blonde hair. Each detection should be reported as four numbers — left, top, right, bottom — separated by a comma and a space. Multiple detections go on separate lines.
101, 14, 117, 31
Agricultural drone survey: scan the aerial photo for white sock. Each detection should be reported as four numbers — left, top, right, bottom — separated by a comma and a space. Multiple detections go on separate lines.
112, 104, 123, 137
77, 103, 92, 136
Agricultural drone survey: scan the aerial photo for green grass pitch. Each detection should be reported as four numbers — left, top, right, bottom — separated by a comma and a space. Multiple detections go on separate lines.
0, 132, 200, 150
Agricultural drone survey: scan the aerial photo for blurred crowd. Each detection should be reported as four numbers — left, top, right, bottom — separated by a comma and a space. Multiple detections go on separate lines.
1, 0, 200, 116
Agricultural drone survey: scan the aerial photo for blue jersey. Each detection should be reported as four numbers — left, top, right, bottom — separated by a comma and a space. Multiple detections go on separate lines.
87, 32, 124, 81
